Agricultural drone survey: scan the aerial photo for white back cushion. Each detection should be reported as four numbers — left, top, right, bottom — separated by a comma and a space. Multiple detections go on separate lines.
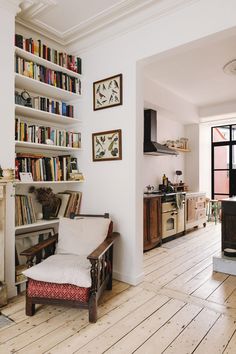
55, 217, 111, 256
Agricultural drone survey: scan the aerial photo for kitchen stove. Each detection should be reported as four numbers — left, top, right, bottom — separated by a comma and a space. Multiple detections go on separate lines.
161, 192, 185, 240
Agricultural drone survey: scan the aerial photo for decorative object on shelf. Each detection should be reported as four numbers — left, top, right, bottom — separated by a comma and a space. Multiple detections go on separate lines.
165, 138, 189, 150
92, 129, 122, 161
93, 74, 122, 110
0, 168, 15, 181
69, 172, 84, 181
0, 165, 3, 178
21, 89, 33, 107
19, 172, 33, 183
29, 187, 61, 220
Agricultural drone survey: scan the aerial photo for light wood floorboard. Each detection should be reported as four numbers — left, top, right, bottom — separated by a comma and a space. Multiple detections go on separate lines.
1, 223, 236, 353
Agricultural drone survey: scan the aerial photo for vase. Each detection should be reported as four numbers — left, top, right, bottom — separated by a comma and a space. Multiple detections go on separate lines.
42, 205, 52, 220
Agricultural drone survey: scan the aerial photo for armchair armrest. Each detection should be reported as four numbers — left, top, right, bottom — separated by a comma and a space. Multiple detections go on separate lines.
87, 232, 119, 261
20, 234, 58, 259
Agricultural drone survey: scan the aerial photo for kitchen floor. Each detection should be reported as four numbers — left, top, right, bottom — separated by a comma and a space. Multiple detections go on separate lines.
1, 223, 236, 353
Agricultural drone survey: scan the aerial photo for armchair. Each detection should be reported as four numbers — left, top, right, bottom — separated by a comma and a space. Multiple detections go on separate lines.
20, 213, 119, 323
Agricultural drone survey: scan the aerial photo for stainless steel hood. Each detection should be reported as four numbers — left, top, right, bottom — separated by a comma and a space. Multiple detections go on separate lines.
144, 109, 178, 156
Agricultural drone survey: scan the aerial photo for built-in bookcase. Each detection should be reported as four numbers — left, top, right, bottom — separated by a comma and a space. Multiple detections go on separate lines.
13, 35, 84, 291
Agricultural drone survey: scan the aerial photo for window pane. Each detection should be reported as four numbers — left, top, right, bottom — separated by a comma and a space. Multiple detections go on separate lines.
214, 171, 229, 194
212, 126, 230, 142
214, 145, 229, 169
232, 125, 236, 141
232, 145, 236, 169
214, 194, 229, 200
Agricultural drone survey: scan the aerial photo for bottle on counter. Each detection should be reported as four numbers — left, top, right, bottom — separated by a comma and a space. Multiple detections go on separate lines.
162, 174, 168, 187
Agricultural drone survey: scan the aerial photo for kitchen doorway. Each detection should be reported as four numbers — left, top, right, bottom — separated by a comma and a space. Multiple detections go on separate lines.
212, 124, 236, 199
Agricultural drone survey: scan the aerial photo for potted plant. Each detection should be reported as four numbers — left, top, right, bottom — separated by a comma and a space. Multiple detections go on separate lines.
29, 187, 61, 220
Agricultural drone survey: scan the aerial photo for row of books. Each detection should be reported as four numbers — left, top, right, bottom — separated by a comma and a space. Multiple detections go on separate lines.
15, 91, 74, 118
15, 118, 81, 148
15, 154, 79, 182
15, 190, 82, 228
57, 191, 82, 218
15, 34, 82, 74
15, 194, 37, 226
15, 56, 81, 94
34, 96, 74, 117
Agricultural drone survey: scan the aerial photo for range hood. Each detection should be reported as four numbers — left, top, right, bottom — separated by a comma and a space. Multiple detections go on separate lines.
144, 109, 178, 156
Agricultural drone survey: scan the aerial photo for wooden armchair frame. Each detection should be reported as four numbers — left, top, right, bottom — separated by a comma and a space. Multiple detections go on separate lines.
20, 213, 119, 323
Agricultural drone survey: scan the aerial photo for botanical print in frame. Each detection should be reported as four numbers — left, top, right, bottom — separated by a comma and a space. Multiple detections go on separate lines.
92, 129, 122, 161
93, 74, 123, 110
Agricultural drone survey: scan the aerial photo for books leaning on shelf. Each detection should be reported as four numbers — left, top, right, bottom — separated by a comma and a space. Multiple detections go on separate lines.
15, 153, 82, 182
57, 191, 82, 218
15, 194, 37, 226
15, 118, 81, 148
15, 56, 81, 94
15, 34, 82, 74
15, 90, 74, 118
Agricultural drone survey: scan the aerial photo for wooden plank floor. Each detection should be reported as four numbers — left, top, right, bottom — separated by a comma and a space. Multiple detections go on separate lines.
1, 223, 236, 353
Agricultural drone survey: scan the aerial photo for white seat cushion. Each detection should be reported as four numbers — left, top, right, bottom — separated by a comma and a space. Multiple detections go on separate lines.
55, 217, 111, 256
23, 254, 91, 287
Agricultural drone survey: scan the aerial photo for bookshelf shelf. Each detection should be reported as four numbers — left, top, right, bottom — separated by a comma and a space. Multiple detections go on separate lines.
15, 73, 82, 101
168, 146, 191, 152
15, 141, 82, 152
15, 46, 82, 79
15, 105, 81, 126
15, 219, 59, 232
14, 180, 84, 185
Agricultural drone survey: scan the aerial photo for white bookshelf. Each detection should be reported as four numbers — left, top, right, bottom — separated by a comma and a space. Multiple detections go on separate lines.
15, 141, 82, 152
15, 46, 82, 79
13, 40, 83, 294
14, 180, 83, 185
15, 104, 81, 126
15, 73, 81, 101
15, 219, 59, 232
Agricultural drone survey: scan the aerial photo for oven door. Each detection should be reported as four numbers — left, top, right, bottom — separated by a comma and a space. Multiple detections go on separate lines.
162, 211, 177, 239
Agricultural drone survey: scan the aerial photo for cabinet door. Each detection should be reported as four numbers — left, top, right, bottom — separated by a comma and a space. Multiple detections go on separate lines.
187, 197, 197, 222
149, 198, 160, 243
143, 198, 149, 249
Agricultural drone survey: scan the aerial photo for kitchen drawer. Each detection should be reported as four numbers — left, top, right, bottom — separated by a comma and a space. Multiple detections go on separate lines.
197, 196, 206, 203
196, 208, 206, 220
162, 202, 176, 213
196, 202, 205, 210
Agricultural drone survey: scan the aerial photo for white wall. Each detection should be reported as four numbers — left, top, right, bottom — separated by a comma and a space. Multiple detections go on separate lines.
66, 0, 236, 285
143, 110, 186, 190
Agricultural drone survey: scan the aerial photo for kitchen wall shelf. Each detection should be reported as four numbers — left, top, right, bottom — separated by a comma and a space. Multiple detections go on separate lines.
168, 147, 191, 152
15, 47, 82, 79
15, 73, 81, 101
15, 141, 82, 152
15, 105, 81, 126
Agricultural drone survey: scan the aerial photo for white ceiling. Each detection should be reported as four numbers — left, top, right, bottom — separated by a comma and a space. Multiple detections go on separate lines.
143, 29, 236, 108
30, 0, 124, 34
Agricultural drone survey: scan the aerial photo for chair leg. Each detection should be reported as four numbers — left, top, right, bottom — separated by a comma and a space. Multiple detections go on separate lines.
26, 296, 35, 316
88, 294, 97, 323
106, 272, 113, 290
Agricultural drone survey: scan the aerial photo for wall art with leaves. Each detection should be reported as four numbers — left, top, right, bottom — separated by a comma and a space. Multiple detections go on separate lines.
92, 129, 122, 161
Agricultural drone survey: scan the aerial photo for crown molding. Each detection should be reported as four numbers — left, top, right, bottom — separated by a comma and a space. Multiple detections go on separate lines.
0, 0, 21, 14
16, 0, 200, 50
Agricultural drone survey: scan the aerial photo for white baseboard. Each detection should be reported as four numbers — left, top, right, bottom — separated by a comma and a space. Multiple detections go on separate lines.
113, 270, 144, 285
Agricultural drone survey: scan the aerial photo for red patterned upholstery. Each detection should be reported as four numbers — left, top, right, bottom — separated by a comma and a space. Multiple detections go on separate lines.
27, 279, 90, 302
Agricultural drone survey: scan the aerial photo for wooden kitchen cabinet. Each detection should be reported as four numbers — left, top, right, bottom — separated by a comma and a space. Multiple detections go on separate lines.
143, 196, 162, 251
186, 192, 207, 230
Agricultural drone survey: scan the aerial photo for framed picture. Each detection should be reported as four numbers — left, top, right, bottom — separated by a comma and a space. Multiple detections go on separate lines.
93, 74, 123, 110
92, 129, 122, 161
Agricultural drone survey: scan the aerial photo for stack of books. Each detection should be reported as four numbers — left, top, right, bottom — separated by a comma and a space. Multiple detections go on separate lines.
15, 194, 37, 226
57, 191, 82, 218
15, 153, 79, 182
15, 56, 81, 94
15, 118, 81, 148
15, 34, 82, 74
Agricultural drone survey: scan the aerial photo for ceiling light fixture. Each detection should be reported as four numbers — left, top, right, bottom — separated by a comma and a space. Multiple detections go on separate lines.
223, 59, 236, 75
